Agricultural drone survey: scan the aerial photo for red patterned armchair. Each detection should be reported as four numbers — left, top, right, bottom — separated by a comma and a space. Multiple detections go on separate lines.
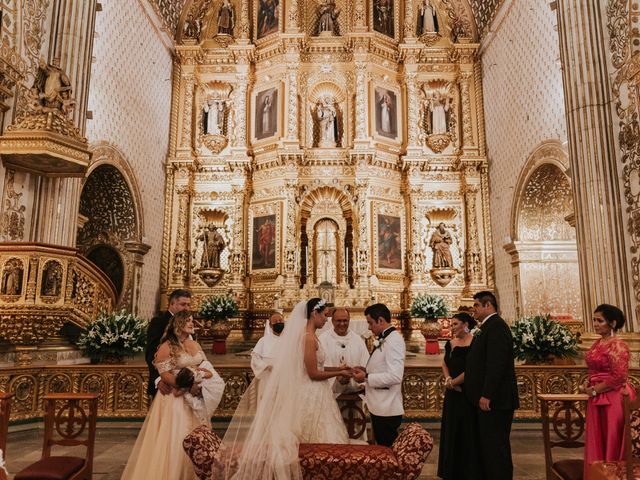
183, 423, 433, 480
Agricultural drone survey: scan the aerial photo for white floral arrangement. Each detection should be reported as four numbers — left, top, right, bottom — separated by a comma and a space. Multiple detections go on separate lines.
199, 294, 239, 320
410, 293, 449, 319
511, 314, 577, 364
76, 310, 147, 363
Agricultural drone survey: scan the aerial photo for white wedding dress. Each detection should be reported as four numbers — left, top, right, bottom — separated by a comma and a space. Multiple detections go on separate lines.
220, 301, 348, 479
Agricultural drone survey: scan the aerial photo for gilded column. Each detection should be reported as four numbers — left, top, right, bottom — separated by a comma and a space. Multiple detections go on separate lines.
463, 183, 483, 290
403, 0, 415, 40
230, 185, 246, 285
287, 0, 299, 32
286, 60, 300, 142
353, 0, 367, 31
406, 71, 420, 147
47, 0, 97, 134
180, 73, 195, 151
232, 71, 249, 149
354, 61, 368, 144
555, 0, 633, 329
124, 241, 151, 315
238, 0, 250, 40
459, 72, 474, 149
407, 186, 425, 282
283, 178, 299, 296
355, 179, 370, 285
172, 166, 193, 284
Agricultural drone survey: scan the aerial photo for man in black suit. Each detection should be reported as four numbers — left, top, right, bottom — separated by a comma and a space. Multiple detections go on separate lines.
465, 291, 519, 480
145, 289, 192, 397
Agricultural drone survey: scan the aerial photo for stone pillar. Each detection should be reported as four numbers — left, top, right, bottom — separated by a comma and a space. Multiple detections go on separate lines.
229, 185, 247, 287
555, 0, 634, 330
407, 186, 425, 282
232, 70, 249, 151
403, 0, 415, 40
47, 0, 97, 134
286, 0, 299, 32
31, 176, 82, 247
124, 241, 151, 315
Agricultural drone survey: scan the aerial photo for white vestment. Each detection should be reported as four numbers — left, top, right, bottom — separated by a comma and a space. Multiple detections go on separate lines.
319, 328, 370, 442
251, 334, 280, 378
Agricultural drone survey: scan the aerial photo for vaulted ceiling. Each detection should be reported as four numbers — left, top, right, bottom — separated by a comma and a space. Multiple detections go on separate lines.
148, 0, 505, 42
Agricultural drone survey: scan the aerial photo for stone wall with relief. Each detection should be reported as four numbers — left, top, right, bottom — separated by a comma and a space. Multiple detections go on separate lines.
163, 0, 493, 324
481, 0, 569, 322
85, 1, 173, 317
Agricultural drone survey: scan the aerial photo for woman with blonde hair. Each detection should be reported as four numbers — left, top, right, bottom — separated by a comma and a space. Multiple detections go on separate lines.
122, 311, 221, 480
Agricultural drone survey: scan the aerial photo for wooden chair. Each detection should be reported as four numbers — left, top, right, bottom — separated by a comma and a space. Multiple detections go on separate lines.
539, 393, 588, 480
0, 392, 13, 459
0, 393, 12, 480
15, 393, 99, 480
623, 388, 640, 480
337, 390, 367, 440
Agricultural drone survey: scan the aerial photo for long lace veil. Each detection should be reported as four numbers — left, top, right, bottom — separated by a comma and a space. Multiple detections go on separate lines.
219, 300, 309, 479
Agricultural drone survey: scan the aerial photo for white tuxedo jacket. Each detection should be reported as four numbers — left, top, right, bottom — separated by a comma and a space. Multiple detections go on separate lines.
365, 329, 405, 416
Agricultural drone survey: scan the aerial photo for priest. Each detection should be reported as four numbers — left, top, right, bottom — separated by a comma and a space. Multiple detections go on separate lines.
319, 307, 370, 442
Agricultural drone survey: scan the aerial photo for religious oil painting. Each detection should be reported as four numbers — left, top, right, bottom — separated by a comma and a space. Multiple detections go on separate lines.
373, 0, 394, 37
252, 214, 277, 270
254, 87, 279, 141
377, 214, 402, 270
257, 0, 279, 39
373, 86, 399, 141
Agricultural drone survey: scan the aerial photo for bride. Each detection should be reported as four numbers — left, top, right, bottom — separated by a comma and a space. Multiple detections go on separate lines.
220, 298, 351, 479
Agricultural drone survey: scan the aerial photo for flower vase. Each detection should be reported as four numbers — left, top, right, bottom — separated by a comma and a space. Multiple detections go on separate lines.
421, 318, 442, 355
98, 354, 124, 364
210, 318, 232, 354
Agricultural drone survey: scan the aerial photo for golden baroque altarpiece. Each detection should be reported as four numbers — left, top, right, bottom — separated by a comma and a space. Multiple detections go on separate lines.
163, 0, 493, 328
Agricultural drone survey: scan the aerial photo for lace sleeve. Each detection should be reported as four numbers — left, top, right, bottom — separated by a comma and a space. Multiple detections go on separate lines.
154, 357, 175, 374
607, 338, 630, 388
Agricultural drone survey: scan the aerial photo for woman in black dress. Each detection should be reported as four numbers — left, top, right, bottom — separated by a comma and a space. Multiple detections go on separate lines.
437, 312, 483, 479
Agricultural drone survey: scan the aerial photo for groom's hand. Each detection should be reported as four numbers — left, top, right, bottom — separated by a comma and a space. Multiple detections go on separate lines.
479, 396, 491, 411
157, 380, 172, 396
353, 369, 366, 383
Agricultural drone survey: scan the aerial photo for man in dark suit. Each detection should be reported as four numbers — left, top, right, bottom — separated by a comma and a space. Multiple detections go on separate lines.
145, 289, 192, 397
465, 291, 519, 480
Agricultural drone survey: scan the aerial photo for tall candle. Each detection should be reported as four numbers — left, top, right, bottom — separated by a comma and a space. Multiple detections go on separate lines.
305, 246, 309, 276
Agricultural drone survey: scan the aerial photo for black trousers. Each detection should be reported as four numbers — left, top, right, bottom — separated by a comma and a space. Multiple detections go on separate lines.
477, 408, 514, 480
370, 413, 402, 447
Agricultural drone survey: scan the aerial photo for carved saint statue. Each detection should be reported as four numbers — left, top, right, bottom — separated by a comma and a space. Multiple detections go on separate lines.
198, 224, 226, 269
203, 99, 225, 135
417, 0, 438, 35
314, 96, 337, 147
42, 263, 62, 296
32, 57, 73, 113
429, 223, 454, 268
1, 264, 22, 295
183, 14, 201, 40
317, 0, 340, 36
427, 93, 451, 135
218, 0, 235, 35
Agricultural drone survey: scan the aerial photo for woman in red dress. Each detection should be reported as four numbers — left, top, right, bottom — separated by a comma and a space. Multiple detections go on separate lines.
580, 304, 636, 478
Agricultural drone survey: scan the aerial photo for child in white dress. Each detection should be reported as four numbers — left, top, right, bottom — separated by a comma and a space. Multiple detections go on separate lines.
175, 359, 226, 425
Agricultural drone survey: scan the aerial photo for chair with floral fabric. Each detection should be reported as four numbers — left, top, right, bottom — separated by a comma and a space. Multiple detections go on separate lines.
587, 389, 640, 480
183, 422, 433, 480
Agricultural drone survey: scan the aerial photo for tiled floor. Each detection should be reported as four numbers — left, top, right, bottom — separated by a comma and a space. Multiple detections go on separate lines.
4, 422, 575, 479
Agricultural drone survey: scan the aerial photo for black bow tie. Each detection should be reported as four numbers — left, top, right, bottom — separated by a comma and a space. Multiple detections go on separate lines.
378, 327, 395, 340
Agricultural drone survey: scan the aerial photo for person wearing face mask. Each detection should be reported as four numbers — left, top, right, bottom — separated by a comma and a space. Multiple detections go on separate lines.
250, 311, 285, 380
580, 304, 636, 478
437, 311, 483, 480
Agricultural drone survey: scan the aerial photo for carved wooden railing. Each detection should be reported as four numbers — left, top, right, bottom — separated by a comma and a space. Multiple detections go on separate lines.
0, 362, 634, 423
0, 243, 116, 363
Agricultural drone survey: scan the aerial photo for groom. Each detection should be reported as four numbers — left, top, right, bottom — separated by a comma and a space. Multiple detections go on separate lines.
353, 303, 405, 446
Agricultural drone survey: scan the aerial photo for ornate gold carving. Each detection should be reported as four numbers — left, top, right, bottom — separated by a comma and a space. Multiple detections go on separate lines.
0, 170, 25, 241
